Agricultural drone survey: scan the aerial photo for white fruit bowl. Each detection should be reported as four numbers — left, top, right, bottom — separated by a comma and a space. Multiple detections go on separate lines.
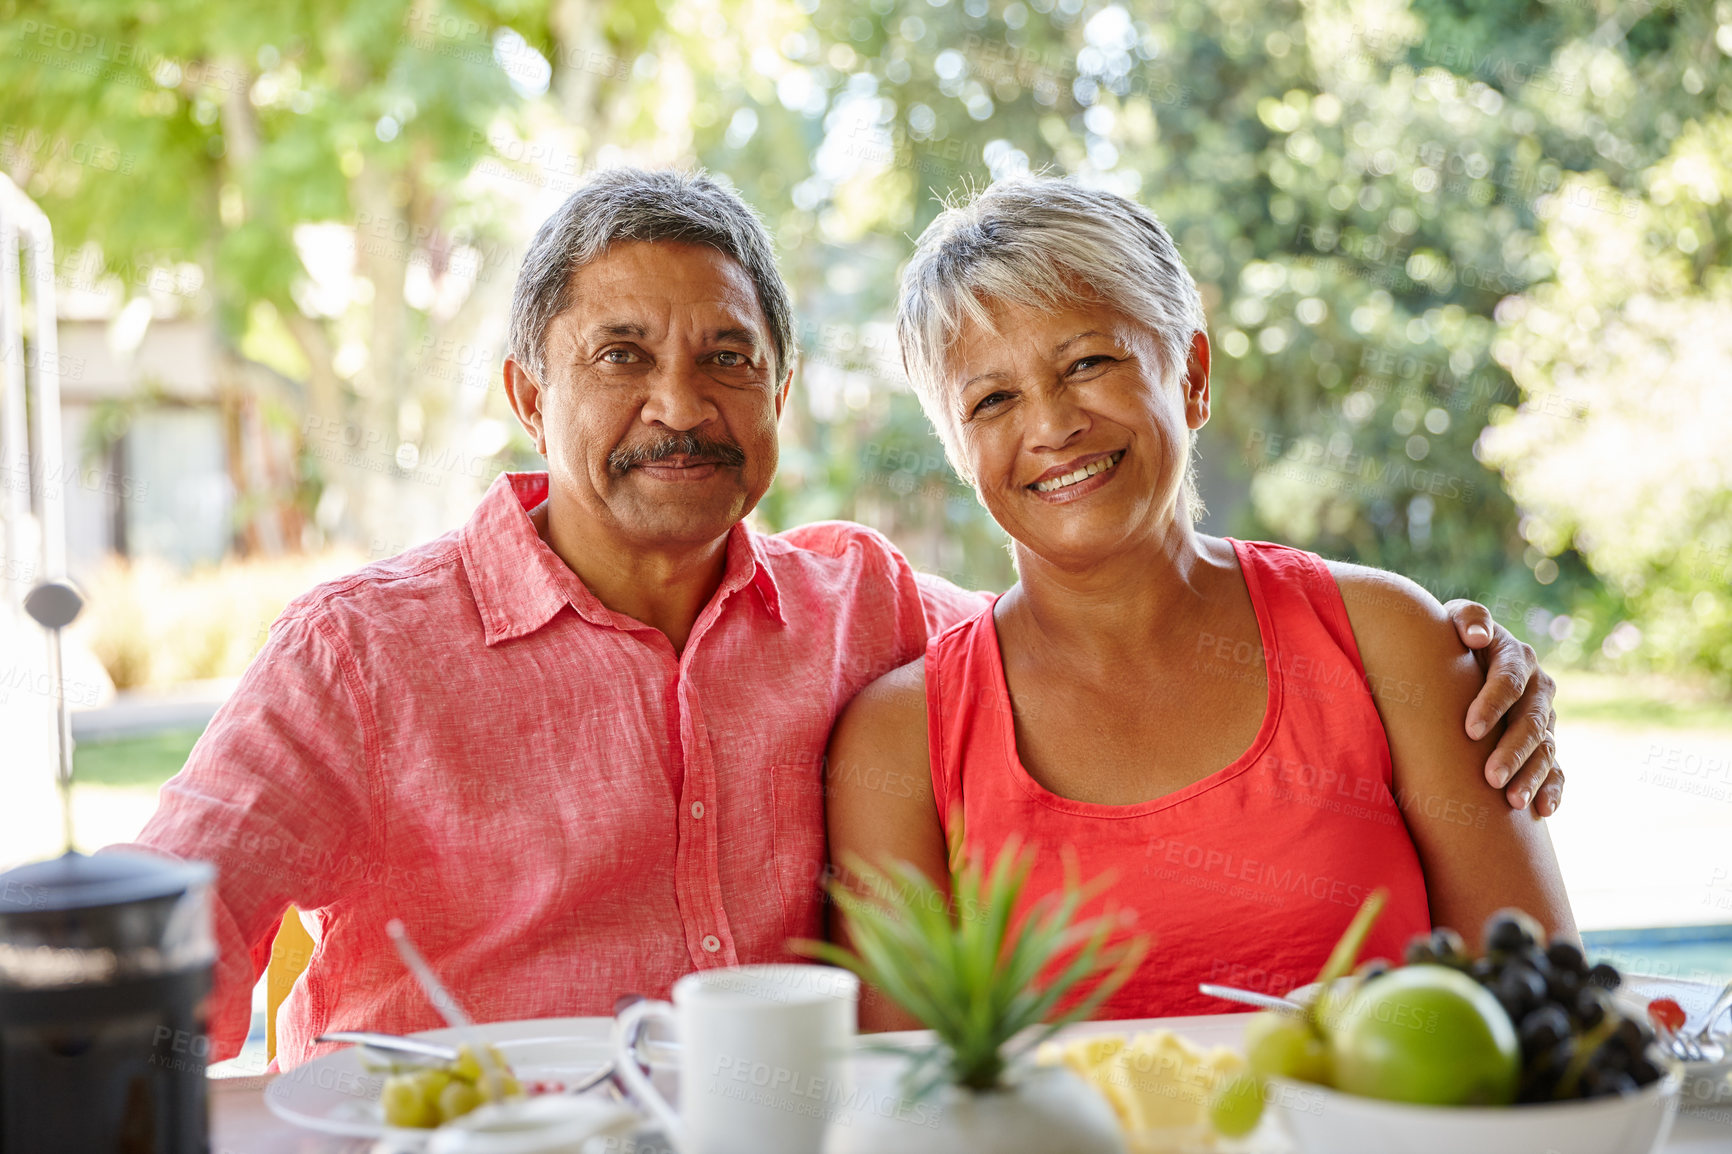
1265, 1071, 1680, 1154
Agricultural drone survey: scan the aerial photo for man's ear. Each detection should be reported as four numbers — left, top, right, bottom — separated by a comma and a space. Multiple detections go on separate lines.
503, 358, 547, 455
774, 366, 793, 420
1185, 330, 1211, 430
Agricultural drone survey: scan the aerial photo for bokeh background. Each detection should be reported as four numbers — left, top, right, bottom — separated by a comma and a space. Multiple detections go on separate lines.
0, 0, 1728, 1038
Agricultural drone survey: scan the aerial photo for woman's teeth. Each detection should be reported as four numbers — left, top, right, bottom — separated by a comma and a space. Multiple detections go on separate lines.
1032, 451, 1124, 493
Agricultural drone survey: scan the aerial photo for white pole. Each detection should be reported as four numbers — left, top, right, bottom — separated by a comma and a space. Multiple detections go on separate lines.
25, 203, 64, 580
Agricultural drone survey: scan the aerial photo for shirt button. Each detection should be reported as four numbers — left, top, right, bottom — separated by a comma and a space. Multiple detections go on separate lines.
690, 801, 705, 819
702, 935, 721, 953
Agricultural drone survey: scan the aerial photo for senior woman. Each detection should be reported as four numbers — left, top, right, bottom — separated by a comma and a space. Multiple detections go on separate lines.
826, 178, 1575, 1026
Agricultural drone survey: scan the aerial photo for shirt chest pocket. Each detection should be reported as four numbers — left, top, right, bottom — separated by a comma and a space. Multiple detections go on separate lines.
767, 762, 828, 946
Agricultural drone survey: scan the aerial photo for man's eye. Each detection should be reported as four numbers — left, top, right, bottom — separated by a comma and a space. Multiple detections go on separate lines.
601, 348, 638, 364
713, 351, 748, 367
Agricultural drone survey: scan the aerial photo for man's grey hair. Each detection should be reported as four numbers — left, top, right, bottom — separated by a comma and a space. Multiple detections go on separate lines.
507, 168, 796, 385
897, 178, 1208, 521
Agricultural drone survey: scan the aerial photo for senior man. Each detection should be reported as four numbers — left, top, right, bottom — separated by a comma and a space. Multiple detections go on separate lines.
121, 168, 1565, 1067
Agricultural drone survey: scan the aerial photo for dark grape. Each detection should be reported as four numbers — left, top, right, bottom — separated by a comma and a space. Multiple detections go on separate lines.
1471, 956, 1499, 982
1546, 941, 1586, 975
1586, 962, 1622, 991
1429, 926, 1468, 964
1576, 987, 1611, 1030
1485, 909, 1544, 955
1404, 935, 1437, 966
1546, 966, 1582, 1002
1613, 1016, 1653, 1053
1519, 1005, 1572, 1056
1497, 966, 1548, 1019
1628, 1053, 1663, 1086
1519, 946, 1553, 979
1582, 1068, 1638, 1098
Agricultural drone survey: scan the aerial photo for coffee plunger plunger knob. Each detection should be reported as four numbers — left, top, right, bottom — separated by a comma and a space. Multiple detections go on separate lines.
24, 580, 86, 855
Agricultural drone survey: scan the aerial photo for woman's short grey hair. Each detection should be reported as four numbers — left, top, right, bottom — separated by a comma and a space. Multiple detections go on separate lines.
507, 168, 796, 385
897, 178, 1208, 520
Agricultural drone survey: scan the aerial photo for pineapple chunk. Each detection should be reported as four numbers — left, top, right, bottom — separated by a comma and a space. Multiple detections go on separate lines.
1042, 1030, 1245, 1135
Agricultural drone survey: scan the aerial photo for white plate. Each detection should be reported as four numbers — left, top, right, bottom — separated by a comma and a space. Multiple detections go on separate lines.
1619, 977, 1732, 1110
263, 1017, 677, 1145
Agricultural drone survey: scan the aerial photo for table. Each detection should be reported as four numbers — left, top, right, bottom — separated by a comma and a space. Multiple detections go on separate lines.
211, 1014, 1732, 1153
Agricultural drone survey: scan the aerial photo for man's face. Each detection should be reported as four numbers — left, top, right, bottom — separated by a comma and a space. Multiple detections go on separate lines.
515, 241, 788, 549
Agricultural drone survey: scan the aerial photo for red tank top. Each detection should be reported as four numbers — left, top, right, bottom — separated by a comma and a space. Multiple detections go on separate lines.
925, 539, 1432, 1017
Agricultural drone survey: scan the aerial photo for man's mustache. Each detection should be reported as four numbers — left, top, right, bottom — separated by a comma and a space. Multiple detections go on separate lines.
608, 431, 748, 475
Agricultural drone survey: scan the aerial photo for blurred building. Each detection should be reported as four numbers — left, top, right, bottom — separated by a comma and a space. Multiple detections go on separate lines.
56, 317, 234, 575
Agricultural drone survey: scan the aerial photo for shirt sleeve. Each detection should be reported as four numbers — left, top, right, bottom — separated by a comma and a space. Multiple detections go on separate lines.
106, 611, 377, 1062
913, 570, 995, 637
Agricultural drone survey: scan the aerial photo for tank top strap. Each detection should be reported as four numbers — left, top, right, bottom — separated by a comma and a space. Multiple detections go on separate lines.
924, 601, 1003, 839
1227, 539, 1371, 682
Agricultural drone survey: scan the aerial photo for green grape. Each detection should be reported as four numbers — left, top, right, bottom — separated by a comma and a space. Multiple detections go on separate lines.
381, 1073, 438, 1129
1209, 1072, 1265, 1138
1244, 1011, 1331, 1083
438, 1078, 485, 1123
451, 1045, 483, 1083
478, 1070, 522, 1102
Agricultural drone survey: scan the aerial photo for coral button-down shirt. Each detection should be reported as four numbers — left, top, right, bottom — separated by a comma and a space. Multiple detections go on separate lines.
120, 471, 987, 1068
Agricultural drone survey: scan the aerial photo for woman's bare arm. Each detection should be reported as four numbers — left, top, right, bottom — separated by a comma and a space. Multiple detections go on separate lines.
1330, 563, 1578, 950
824, 658, 951, 1031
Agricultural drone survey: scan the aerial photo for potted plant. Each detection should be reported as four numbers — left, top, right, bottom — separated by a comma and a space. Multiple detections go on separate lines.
797, 831, 1147, 1154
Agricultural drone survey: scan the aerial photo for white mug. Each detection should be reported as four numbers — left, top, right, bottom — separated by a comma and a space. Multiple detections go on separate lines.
612, 964, 859, 1154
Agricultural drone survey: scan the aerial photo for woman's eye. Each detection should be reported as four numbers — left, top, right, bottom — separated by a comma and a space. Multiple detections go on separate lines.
1070, 355, 1111, 374
971, 391, 1011, 416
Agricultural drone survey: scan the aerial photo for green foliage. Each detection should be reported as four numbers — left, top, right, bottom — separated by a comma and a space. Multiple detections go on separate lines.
796, 838, 1146, 1094
3, 0, 1728, 685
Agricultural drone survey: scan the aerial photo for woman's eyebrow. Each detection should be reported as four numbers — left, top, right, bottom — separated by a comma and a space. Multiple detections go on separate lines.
1051, 330, 1107, 356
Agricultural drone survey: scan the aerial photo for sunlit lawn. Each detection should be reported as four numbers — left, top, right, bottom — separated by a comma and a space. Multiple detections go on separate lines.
73, 728, 203, 789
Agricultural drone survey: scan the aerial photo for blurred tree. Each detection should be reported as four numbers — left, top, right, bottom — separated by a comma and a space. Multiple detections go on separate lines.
3, 0, 1728, 686
1483, 115, 1732, 688
0, 0, 662, 552
716, 0, 1728, 647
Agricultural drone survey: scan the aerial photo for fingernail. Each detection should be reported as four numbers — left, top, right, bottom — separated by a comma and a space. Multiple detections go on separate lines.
1468, 720, 1487, 740
1516, 789, 1532, 810
1467, 625, 1490, 644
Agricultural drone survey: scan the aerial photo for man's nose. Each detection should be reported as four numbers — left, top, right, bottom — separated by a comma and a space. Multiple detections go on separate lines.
639, 362, 720, 431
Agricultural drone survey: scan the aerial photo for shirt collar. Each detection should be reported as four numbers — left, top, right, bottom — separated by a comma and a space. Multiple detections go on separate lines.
460, 471, 784, 646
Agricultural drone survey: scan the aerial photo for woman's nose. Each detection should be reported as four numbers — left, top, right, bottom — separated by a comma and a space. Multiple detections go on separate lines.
1025, 388, 1088, 452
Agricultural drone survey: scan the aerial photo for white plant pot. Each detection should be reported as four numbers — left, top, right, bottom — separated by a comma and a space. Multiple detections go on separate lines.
822, 1059, 1125, 1154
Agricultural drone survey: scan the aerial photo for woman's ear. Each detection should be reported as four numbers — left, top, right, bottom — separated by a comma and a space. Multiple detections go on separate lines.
1185, 331, 1211, 429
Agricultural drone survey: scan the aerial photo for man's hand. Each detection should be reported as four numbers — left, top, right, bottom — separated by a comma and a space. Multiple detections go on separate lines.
1443, 599, 1563, 816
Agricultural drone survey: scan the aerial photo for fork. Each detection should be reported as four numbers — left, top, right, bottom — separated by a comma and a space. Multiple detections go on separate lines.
1684, 978, 1732, 1063
1659, 1021, 1706, 1063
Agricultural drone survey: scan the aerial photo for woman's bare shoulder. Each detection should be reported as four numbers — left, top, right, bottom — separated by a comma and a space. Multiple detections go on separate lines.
832, 657, 930, 768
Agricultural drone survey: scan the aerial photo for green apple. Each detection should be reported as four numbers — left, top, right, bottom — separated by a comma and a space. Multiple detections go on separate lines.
1245, 1011, 1331, 1083
1329, 965, 1520, 1106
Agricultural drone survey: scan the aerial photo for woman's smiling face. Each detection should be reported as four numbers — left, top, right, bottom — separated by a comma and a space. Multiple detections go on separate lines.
946, 296, 1211, 567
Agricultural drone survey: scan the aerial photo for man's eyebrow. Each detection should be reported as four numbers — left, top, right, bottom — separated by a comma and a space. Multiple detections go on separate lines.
710, 326, 761, 346
588, 321, 648, 340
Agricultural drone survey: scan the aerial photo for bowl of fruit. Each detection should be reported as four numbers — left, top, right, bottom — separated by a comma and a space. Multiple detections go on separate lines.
1208, 894, 1681, 1154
